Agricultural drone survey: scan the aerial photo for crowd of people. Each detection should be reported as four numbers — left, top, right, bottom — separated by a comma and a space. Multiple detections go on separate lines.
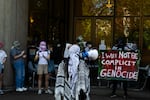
0, 35, 141, 100
0, 40, 58, 95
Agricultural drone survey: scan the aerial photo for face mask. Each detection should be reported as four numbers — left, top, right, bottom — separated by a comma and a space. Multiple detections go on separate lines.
15, 45, 21, 50
40, 45, 46, 51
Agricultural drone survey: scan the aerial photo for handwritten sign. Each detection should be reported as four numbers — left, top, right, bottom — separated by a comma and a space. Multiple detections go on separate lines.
98, 50, 140, 81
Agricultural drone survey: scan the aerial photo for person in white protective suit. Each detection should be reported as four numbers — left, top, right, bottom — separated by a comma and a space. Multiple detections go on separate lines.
68, 43, 80, 99
68, 44, 99, 99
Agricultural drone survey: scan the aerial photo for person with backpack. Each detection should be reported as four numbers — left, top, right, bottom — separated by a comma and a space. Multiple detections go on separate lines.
34, 41, 53, 95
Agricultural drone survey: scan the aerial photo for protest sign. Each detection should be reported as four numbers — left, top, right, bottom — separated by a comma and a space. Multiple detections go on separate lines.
98, 50, 140, 81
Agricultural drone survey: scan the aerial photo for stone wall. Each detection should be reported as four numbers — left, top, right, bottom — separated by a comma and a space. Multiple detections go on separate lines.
0, 0, 28, 88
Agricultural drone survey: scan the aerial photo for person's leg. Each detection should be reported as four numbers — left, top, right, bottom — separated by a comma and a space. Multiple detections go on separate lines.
0, 73, 4, 95
20, 62, 27, 91
110, 80, 118, 98
112, 80, 117, 95
0, 74, 2, 88
14, 62, 23, 91
0, 74, 2, 89
123, 81, 128, 96
38, 75, 42, 89
44, 65, 53, 94
37, 75, 42, 94
45, 74, 49, 89
37, 65, 43, 94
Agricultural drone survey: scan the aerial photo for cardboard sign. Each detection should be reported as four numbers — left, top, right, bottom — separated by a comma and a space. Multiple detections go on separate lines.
98, 50, 140, 81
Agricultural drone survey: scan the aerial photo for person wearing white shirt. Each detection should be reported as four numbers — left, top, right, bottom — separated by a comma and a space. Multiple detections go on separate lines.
0, 42, 7, 95
34, 41, 52, 95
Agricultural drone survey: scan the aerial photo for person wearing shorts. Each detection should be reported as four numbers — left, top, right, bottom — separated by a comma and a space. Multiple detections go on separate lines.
34, 41, 52, 95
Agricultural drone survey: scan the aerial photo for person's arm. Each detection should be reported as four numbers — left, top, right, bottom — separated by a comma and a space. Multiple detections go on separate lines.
2, 57, 7, 64
43, 51, 50, 60
13, 50, 25, 60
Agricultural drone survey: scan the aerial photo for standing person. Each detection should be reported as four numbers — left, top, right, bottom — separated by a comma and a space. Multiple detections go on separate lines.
34, 41, 52, 95
47, 44, 55, 85
10, 41, 27, 92
111, 37, 128, 98
27, 44, 38, 88
0, 41, 7, 95
68, 41, 81, 99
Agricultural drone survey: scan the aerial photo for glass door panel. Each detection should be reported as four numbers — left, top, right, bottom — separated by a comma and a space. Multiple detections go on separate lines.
141, 18, 150, 64
74, 18, 112, 49
143, 19, 150, 50
116, 0, 140, 16
74, 19, 92, 42
114, 17, 140, 46
75, 0, 114, 16
143, 0, 150, 16
96, 19, 112, 49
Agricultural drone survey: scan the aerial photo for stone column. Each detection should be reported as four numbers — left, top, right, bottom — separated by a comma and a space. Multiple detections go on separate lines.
0, 0, 28, 89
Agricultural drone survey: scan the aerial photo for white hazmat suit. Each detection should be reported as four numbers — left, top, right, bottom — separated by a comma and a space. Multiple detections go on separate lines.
68, 44, 80, 98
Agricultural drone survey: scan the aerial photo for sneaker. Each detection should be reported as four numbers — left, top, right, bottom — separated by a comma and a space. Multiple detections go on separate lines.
38, 89, 42, 95
16, 88, 23, 92
110, 94, 117, 98
0, 90, 4, 95
45, 89, 53, 94
22, 87, 27, 91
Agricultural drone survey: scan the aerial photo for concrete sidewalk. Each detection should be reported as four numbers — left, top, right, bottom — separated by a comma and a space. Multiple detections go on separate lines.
0, 86, 150, 100
90, 86, 150, 100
